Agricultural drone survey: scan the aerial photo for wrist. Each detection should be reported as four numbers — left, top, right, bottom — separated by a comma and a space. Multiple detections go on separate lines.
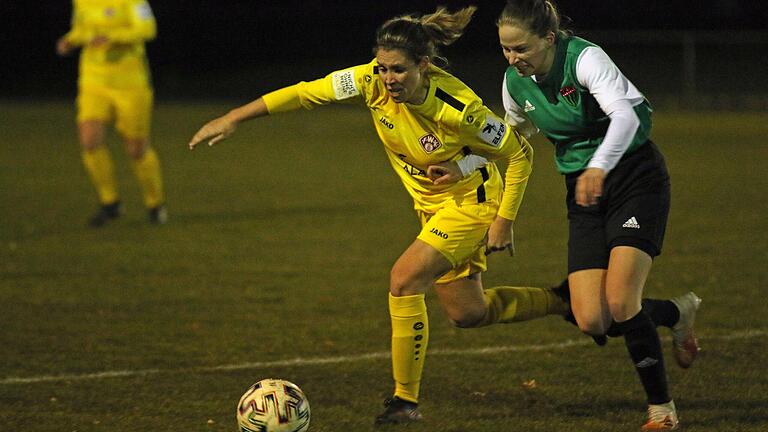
494, 215, 514, 226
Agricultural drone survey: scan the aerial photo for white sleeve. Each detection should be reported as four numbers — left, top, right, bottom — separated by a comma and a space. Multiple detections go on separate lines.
576, 47, 643, 173
587, 99, 640, 172
575, 47, 645, 111
502, 75, 539, 139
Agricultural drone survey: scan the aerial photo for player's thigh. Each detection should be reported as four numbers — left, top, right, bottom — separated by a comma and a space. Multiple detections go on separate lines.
433, 273, 485, 326
568, 269, 611, 333
605, 246, 652, 321
416, 202, 497, 285
76, 86, 112, 149
390, 239, 453, 296
604, 141, 670, 258
113, 86, 153, 142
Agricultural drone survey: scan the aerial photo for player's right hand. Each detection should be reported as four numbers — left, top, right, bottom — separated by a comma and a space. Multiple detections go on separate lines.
56, 37, 74, 56
427, 161, 462, 185
188, 116, 237, 150
485, 216, 515, 257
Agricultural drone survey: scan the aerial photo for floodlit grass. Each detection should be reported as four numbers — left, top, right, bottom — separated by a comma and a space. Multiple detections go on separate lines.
1, 102, 767, 431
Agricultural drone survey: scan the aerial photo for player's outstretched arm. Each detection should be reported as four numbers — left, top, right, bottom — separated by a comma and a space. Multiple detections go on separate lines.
188, 97, 269, 150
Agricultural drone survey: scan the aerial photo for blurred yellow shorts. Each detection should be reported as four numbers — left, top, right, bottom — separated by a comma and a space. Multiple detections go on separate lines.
77, 84, 153, 139
416, 200, 498, 284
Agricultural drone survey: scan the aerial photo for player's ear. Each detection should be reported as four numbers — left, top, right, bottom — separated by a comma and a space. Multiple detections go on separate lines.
418, 56, 430, 73
545, 31, 556, 46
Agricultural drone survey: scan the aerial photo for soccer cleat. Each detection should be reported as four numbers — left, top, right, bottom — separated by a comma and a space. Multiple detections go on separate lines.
88, 201, 121, 227
374, 397, 422, 425
552, 280, 608, 346
641, 400, 679, 431
148, 205, 168, 225
670, 292, 702, 369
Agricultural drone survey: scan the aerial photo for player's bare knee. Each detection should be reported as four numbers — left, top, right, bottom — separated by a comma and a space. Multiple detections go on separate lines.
78, 121, 105, 151
79, 131, 102, 151
124, 139, 148, 160
608, 301, 640, 323
449, 310, 485, 328
576, 317, 607, 336
389, 269, 425, 297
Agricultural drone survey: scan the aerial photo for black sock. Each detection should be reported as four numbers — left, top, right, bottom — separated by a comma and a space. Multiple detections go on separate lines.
616, 310, 670, 405
641, 298, 679, 328
604, 299, 680, 337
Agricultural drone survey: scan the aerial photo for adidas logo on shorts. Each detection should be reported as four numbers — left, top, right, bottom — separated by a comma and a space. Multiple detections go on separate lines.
622, 216, 640, 229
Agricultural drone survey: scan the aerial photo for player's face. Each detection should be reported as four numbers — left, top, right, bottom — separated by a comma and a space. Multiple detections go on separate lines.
376, 48, 429, 104
498, 24, 556, 77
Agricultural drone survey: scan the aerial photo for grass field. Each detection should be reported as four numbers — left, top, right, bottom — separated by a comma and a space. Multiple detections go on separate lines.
1, 101, 767, 431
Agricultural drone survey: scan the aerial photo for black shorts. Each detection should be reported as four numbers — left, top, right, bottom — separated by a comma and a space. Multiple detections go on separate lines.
566, 141, 671, 274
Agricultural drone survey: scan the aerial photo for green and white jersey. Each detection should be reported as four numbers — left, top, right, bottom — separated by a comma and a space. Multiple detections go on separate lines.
502, 35, 652, 174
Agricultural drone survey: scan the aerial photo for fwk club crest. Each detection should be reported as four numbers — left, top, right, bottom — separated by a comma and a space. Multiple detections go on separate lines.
418, 133, 442, 153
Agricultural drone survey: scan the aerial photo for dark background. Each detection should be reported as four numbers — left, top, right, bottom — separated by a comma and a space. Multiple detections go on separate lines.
3, 1, 768, 103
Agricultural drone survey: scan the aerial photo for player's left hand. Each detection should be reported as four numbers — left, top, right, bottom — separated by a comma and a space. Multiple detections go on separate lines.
188, 115, 238, 150
575, 168, 606, 207
486, 216, 515, 256
427, 161, 462, 185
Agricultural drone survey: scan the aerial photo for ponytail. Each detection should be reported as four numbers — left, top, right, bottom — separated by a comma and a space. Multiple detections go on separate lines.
374, 6, 477, 66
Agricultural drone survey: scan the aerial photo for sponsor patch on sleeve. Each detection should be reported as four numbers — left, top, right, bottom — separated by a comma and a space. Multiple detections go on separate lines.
478, 114, 507, 147
135, 1, 154, 20
331, 69, 360, 100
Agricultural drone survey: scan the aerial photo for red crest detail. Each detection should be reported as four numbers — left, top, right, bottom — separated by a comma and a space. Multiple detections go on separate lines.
559, 86, 576, 97
418, 133, 442, 153
559, 86, 578, 106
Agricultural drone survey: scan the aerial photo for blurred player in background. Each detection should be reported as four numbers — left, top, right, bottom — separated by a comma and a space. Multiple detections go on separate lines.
56, 0, 166, 227
429, 1, 701, 430
188, 6, 591, 426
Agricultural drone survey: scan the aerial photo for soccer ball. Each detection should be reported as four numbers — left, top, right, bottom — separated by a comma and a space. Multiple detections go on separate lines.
236, 378, 311, 432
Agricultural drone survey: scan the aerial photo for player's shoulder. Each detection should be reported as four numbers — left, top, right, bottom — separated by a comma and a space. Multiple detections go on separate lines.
429, 66, 485, 125
564, 35, 599, 53
342, 58, 382, 92
432, 67, 481, 109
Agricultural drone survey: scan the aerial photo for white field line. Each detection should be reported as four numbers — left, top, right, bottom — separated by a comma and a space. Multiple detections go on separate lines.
1, 329, 765, 386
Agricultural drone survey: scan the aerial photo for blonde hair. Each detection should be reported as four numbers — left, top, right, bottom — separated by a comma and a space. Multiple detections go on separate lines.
374, 6, 477, 65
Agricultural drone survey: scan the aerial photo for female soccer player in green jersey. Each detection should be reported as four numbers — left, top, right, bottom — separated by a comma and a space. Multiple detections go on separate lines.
432, 1, 702, 430
189, 6, 580, 425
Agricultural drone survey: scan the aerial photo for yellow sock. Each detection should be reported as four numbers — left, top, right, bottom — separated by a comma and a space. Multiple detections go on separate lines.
478, 286, 569, 326
81, 146, 118, 205
389, 293, 428, 403
130, 147, 164, 208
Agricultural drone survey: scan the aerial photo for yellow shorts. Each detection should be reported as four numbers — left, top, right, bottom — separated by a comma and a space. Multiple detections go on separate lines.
416, 200, 499, 284
76, 84, 153, 139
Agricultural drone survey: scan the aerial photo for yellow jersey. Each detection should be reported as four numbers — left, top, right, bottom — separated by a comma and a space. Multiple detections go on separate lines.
262, 59, 532, 220
63, 0, 156, 88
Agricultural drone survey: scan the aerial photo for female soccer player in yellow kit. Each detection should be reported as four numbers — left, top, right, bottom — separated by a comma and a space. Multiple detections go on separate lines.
57, 0, 166, 226
189, 6, 573, 425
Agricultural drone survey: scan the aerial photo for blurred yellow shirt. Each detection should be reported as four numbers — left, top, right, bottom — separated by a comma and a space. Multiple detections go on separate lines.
263, 59, 532, 220
64, 0, 156, 88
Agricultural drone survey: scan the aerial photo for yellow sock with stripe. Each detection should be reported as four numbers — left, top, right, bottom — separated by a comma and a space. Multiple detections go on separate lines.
81, 146, 118, 205
389, 293, 428, 403
130, 147, 164, 208
478, 286, 569, 326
